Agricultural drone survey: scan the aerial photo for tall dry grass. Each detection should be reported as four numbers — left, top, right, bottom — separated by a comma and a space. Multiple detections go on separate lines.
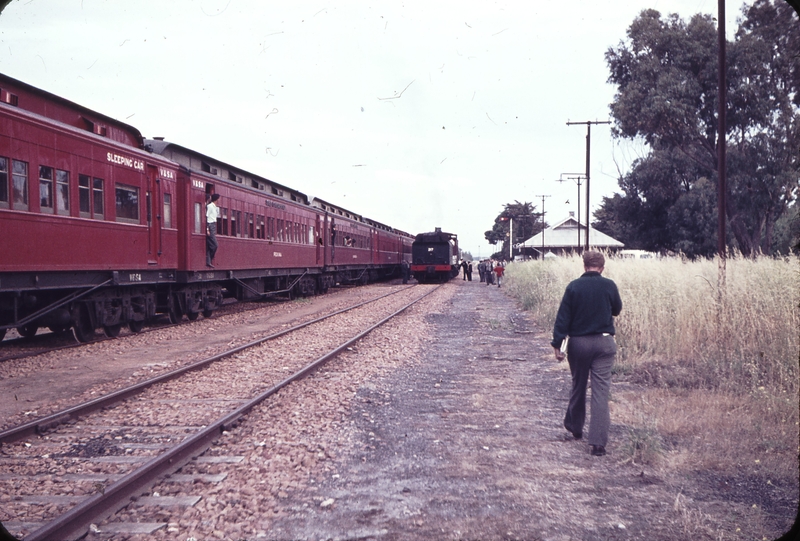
504, 254, 799, 394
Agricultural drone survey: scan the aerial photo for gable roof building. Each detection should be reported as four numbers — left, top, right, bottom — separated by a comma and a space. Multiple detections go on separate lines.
520, 213, 624, 258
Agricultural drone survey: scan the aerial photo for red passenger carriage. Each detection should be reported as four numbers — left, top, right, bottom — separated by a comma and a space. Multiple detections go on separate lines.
0, 74, 179, 340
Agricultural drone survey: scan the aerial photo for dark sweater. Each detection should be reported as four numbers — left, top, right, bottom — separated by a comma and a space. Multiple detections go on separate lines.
550, 271, 622, 349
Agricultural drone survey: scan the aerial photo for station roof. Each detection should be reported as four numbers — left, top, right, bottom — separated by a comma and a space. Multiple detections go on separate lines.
521, 215, 623, 250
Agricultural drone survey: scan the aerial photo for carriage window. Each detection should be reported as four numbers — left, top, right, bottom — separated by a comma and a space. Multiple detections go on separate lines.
248, 213, 255, 239
257, 215, 265, 239
79, 174, 91, 216
163, 193, 172, 228
56, 169, 69, 215
39, 166, 54, 213
308, 225, 315, 245
12, 159, 28, 211
267, 216, 275, 240
146, 191, 152, 226
115, 183, 140, 223
0, 157, 8, 208
242, 212, 251, 238
228, 210, 235, 237
220, 207, 228, 235
194, 202, 202, 234
92, 177, 104, 219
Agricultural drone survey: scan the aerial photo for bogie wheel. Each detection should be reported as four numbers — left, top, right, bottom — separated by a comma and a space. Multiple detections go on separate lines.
168, 310, 182, 324
103, 324, 121, 338
129, 320, 144, 333
202, 309, 213, 319
72, 306, 94, 343
17, 324, 38, 339
168, 298, 183, 324
186, 310, 200, 321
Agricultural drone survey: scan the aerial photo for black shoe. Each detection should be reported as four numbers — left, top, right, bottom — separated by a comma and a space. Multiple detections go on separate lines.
206, 263, 214, 268
591, 445, 606, 456
572, 431, 583, 440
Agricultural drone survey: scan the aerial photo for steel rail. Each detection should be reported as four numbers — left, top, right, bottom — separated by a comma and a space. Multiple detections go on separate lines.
0, 285, 415, 445
23, 284, 440, 541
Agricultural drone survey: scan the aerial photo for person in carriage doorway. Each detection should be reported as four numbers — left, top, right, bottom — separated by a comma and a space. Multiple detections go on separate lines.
206, 193, 221, 267
494, 262, 505, 287
461, 260, 468, 280
401, 259, 410, 284
551, 250, 622, 457
467, 260, 473, 281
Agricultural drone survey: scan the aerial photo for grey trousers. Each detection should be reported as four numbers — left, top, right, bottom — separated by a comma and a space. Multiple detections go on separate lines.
206, 223, 218, 265
564, 334, 616, 447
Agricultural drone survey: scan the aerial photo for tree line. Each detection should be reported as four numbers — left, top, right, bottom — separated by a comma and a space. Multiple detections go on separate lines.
594, 0, 799, 258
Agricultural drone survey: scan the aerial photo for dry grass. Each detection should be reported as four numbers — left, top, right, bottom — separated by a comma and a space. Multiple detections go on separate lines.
505, 254, 799, 394
504, 254, 799, 536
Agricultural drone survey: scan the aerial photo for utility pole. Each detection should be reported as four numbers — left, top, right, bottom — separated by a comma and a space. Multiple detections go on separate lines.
567, 120, 610, 250
716, 0, 728, 337
535, 194, 551, 257
717, 0, 727, 263
509, 217, 513, 260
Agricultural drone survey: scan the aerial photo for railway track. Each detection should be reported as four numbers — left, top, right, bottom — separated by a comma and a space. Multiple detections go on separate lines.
0, 283, 440, 540
0, 295, 282, 365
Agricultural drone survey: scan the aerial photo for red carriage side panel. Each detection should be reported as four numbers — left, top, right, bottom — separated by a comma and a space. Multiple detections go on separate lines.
0, 105, 178, 273
181, 171, 319, 273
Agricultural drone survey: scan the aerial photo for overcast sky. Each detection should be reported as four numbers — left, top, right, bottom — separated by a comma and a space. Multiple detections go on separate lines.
0, 0, 742, 256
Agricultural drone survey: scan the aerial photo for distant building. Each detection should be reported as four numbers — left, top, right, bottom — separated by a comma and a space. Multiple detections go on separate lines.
519, 212, 624, 258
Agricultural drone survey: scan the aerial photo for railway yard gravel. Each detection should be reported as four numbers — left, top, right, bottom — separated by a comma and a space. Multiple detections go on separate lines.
1, 280, 797, 540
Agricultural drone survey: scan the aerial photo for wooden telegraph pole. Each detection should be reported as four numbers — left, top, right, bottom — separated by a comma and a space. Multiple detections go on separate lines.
566, 120, 610, 250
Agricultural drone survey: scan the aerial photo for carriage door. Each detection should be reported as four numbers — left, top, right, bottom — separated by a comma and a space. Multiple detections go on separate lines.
372, 228, 378, 264
146, 165, 161, 264
330, 217, 336, 264
315, 214, 322, 265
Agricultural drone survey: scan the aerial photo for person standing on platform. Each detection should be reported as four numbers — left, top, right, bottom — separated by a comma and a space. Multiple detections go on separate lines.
494, 262, 505, 287
206, 193, 221, 268
551, 251, 622, 457
467, 261, 473, 281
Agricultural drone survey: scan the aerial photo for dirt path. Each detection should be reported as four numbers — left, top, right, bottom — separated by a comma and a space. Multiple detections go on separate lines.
267, 279, 796, 541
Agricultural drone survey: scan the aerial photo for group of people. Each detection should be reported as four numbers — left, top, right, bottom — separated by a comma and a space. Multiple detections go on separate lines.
471, 259, 504, 287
